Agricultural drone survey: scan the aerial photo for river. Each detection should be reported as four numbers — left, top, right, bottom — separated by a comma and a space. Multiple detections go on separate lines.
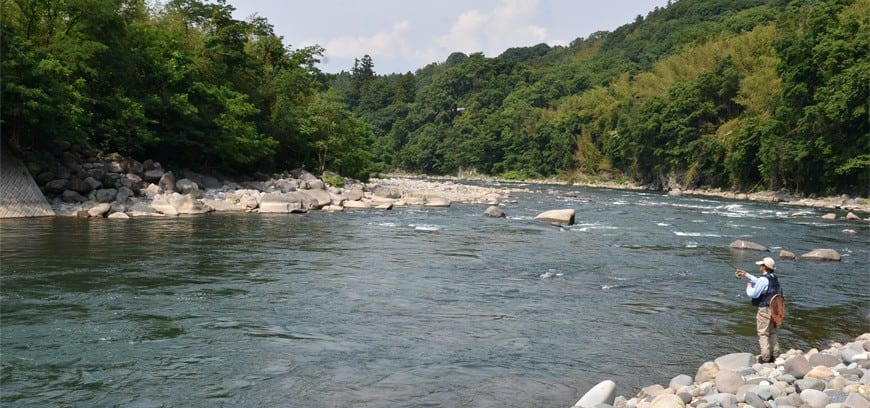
1, 182, 868, 407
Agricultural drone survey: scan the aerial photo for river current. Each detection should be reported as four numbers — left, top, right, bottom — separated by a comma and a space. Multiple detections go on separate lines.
1, 182, 868, 407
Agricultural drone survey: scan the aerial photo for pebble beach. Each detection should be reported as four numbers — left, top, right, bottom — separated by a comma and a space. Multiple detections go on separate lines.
573, 333, 870, 408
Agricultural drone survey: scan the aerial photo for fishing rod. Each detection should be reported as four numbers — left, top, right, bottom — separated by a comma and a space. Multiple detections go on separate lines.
701, 244, 745, 279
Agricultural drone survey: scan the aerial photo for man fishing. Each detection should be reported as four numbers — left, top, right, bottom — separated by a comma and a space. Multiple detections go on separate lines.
736, 256, 784, 363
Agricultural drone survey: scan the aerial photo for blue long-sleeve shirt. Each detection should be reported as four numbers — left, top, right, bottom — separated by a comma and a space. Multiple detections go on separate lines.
744, 272, 770, 299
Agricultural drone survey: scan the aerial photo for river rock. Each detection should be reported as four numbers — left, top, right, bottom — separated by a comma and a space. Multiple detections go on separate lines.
45, 178, 69, 193
158, 171, 176, 193
729, 240, 768, 251
715, 353, 754, 371
484, 206, 505, 218
804, 365, 834, 379
424, 196, 451, 207
169, 193, 210, 214
795, 378, 826, 392
68, 177, 91, 193
373, 185, 402, 199
808, 353, 841, 367
846, 212, 861, 220
801, 389, 830, 408
127, 200, 162, 217
150, 195, 178, 216
785, 354, 812, 378
696, 361, 719, 383
142, 183, 161, 198
345, 185, 365, 201
273, 179, 297, 193
95, 188, 118, 203
107, 211, 129, 219
116, 186, 134, 204
822, 213, 838, 220
176, 178, 200, 195
844, 392, 870, 408
715, 370, 744, 393
87, 203, 112, 217
651, 393, 686, 408
800, 248, 841, 261
573, 379, 616, 408
143, 169, 164, 183
342, 200, 371, 209
535, 209, 575, 226
83, 176, 102, 191
62, 189, 88, 203
200, 198, 247, 212
302, 189, 333, 209
259, 192, 305, 213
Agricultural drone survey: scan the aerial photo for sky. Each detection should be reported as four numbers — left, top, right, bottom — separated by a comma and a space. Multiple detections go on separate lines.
229, 0, 670, 75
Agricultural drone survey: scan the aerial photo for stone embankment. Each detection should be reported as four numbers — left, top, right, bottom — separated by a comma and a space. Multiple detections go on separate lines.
573, 334, 870, 408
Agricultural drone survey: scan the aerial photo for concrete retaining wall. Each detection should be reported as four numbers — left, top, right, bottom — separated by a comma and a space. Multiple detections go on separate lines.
0, 145, 55, 218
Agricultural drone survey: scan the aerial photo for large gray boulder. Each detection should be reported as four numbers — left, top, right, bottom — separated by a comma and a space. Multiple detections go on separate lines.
729, 240, 768, 251
800, 248, 841, 261
175, 178, 200, 196
715, 352, 754, 371
150, 195, 178, 216
535, 209, 575, 226
301, 189, 332, 209
169, 193, 211, 215
258, 192, 308, 213
484, 206, 505, 218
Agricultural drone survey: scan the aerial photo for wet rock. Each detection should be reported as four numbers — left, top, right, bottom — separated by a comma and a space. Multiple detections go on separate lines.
729, 240, 768, 251
484, 206, 505, 218
534, 208, 575, 226
780, 250, 796, 259
800, 248, 841, 261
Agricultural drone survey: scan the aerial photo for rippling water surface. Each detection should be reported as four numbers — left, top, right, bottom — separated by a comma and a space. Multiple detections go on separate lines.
2, 183, 868, 407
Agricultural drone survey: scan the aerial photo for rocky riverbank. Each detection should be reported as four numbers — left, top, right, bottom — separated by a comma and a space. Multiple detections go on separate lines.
572, 333, 870, 408
12, 144, 870, 221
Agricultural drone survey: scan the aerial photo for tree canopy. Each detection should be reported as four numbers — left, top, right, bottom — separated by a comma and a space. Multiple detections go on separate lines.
2, 0, 866, 195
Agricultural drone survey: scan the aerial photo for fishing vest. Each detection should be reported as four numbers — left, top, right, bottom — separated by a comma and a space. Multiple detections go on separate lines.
751, 272, 782, 307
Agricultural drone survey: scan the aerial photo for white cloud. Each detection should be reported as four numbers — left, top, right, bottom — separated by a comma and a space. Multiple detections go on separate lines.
425, 0, 546, 65
306, 0, 549, 72
318, 20, 411, 60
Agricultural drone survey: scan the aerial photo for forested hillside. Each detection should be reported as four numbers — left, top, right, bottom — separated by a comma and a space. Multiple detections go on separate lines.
2, 0, 867, 195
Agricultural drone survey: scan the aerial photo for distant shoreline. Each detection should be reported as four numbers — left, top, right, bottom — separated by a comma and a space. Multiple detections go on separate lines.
382, 172, 870, 216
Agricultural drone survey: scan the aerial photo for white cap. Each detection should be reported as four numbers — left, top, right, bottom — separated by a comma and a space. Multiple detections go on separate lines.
755, 257, 776, 270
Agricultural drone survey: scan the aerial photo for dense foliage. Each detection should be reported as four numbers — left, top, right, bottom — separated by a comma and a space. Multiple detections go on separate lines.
2, 0, 867, 195
1, 0, 372, 179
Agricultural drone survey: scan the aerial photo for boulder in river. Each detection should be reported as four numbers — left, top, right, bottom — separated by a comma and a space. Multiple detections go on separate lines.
799, 248, 841, 261
729, 240, 768, 251
483, 206, 505, 218
535, 209, 575, 226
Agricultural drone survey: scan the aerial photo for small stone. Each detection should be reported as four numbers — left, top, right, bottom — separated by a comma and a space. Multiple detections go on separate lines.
801, 389, 831, 408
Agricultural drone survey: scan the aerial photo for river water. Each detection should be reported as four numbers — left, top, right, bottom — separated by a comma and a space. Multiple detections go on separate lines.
1, 183, 868, 407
